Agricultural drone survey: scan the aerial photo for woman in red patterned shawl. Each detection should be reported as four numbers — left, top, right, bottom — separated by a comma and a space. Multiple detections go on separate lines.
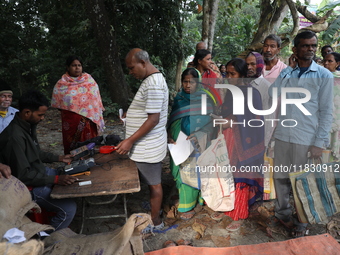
51, 55, 105, 154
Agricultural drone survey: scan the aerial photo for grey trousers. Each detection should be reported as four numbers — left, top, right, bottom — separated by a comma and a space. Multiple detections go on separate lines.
273, 139, 309, 227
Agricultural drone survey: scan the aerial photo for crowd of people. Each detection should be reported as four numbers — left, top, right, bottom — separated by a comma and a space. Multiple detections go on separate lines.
0, 30, 339, 239
167, 30, 338, 236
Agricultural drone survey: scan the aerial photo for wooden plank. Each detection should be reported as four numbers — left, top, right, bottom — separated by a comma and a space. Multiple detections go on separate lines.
51, 153, 140, 199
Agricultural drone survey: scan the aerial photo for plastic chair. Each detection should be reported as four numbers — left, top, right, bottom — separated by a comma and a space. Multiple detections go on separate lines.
26, 186, 55, 224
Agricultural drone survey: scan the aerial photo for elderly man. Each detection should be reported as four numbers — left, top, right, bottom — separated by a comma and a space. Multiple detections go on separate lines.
116, 48, 168, 233
245, 52, 273, 147
0, 81, 18, 133
262, 34, 287, 83
269, 30, 333, 238
0, 89, 77, 231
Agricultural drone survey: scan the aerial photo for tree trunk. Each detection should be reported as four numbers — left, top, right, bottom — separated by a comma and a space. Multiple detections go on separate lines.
84, 0, 129, 109
238, 0, 289, 58
175, 59, 183, 92
202, 0, 210, 46
202, 0, 220, 51
208, 0, 220, 52
238, 0, 335, 58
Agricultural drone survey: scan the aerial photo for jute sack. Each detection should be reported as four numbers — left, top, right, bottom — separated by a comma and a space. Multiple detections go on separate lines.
0, 176, 54, 240
197, 133, 235, 212
295, 163, 340, 224
289, 170, 309, 224
0, 239, 44, 255
179, 145, 201, 189
43, 213, 152, 255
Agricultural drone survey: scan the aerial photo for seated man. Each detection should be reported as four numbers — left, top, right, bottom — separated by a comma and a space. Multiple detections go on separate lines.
0, 89, 78, 231
0, 81, 18, 133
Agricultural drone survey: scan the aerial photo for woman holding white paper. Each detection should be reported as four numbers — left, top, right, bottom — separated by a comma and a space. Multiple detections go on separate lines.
168, 68, 215, 220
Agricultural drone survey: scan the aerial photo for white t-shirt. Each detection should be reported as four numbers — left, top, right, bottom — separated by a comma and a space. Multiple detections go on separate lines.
126, 73, 169, 163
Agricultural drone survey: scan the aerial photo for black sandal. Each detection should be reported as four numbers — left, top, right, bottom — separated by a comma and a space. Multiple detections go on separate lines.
291, 225, 309, 238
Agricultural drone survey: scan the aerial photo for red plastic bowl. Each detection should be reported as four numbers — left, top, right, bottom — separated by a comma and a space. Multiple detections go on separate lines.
99, 145, 116, 154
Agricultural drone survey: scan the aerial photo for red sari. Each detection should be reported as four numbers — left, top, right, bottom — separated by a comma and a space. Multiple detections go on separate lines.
201, 70, 223, 106
60, 110, 98, 154
222, 85, 265, 220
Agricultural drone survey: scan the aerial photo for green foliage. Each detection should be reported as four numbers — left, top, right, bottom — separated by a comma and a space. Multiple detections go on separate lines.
0, 0, 193, 107
315, 1, 340, 48
321, 15, 340, 45
5, 0, 339, 110
108, 0, 190, 92
0, 0, 47, 96
212, 0, 259, 63
101, 92, 120, 117
317, 0, 340, 15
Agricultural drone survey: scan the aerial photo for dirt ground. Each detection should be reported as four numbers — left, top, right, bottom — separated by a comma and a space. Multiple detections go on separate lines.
37, 108, 338, 252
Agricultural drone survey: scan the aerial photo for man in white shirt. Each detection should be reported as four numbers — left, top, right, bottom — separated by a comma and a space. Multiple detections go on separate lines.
117, 48, 169, 233
0, 81, 18, 133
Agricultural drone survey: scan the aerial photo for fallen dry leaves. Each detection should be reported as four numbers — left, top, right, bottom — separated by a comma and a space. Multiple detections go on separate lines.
211, 235, 231, 247
192, 220, 207, 239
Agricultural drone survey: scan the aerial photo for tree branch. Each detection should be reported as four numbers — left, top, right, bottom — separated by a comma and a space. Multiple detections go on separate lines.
285, 0, 300, 44
297, 5, 320, 23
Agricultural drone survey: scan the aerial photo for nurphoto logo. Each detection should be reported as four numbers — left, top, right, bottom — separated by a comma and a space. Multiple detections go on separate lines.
200, 84, 311, 128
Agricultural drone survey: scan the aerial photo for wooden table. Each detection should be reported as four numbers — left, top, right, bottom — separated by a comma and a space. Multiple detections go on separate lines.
51, 152, 140, 233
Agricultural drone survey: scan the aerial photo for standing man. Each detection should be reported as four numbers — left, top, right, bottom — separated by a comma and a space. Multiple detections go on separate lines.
262, 34, 287, 83
0, 81, 18, 133
245, 52, 273, 147
117, 48, 168, 233
0, 89, 77, 231
321, 45, 333, 59
269, 30, 333, 237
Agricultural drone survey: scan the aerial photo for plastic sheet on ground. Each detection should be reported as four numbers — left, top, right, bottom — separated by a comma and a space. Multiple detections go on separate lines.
145, 234, 340, 255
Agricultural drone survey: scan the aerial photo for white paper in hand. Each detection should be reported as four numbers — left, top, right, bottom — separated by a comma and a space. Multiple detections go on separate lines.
119, 108, 126, 127
168, 131, 193, 166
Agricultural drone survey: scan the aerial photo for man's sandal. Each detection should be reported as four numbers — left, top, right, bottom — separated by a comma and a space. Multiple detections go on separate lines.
180, 210, 195, 220
163, 240, 177, 248
210, 211, 224, 221
291, 226, 309, 238
226, 221, 243, 232
176, 239, 193, 246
